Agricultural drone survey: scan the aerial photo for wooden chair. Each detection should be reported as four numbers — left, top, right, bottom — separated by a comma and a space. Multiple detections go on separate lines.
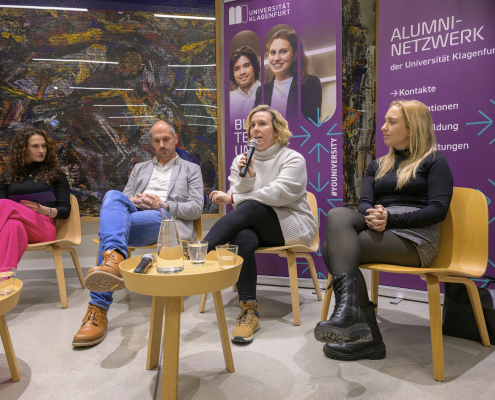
92, 216, 203, 312
320, 187, 490, 381
199, 192, 322, 326
25, 194, 84, 309
0, 279, 23, 382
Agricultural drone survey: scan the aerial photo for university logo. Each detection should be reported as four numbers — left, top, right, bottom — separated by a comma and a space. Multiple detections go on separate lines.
229, 5, 248, 25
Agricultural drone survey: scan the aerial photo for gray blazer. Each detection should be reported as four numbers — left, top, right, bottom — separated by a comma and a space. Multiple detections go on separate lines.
123, 155, 204, 241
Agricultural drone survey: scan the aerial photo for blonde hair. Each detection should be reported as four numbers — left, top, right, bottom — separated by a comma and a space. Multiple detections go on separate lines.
376, 100, 437, 190
245, 105, 292, 147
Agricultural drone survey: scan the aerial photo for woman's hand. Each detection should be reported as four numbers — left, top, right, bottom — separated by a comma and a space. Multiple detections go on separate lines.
365, 205, 388, 232
210, 191, 232, 205
238, 152, 255, 179
20, 200, 49, 216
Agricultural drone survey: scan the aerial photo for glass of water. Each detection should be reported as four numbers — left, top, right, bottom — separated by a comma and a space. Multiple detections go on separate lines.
216, 245, 238, 269
187, 241, 208, 265
156, 219, 184, 273
0, 267, 16, 295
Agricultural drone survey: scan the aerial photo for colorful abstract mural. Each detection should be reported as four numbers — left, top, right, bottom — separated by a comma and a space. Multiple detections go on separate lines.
0, 6, 219, 216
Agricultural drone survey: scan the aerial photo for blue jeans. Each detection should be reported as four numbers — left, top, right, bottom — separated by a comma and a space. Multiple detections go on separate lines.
89, 190, 168, 310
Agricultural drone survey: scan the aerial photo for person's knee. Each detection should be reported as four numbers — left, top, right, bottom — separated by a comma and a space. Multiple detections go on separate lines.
102, 190, 125, 205
326, 207, 362, 229
4, 218, 24, 231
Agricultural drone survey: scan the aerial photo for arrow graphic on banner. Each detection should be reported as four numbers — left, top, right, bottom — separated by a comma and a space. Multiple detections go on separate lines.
391, 90, 398, 97
293, 126, 311, 146
326, 123, 342, 136
307, 108, 330, 127
308, 143, 329, 162
309, 173, 329, 192
466, 110, 493, 138
327, 198, 343, 208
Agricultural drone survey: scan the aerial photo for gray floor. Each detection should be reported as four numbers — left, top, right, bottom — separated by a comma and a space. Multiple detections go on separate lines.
1, 277, 495, 400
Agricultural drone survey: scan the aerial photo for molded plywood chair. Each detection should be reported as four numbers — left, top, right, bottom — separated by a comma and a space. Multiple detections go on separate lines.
320, 187, 490, 381
25, 194, 84, 309
199, 192, 322, 326
0, 279, 23, 382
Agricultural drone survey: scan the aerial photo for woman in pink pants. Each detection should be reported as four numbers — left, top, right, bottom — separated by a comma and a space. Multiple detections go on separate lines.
0, 127, 71, 273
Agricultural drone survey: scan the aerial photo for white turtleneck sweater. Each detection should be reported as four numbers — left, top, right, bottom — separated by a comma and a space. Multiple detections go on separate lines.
228, 143, 317, 246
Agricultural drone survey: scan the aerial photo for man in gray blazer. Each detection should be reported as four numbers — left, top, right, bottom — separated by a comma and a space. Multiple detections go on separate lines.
72, 120, 204, 347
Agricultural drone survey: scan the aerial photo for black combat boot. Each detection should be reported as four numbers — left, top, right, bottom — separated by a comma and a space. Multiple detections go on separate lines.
323, 302, 386, 360
314, 273, 372, 343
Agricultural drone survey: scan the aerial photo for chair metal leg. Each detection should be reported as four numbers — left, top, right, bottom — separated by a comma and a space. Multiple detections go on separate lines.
0, 315, 20, 382
438, 275, 490, 347
298, 253, 322, 301
50, 245, 68, 308
371, 270, 379, 314
63, 247, 85, 288
286, 250, 301, 326
425, 274, 445, 382
199, 293, 208, 313
320, 274, 333, 321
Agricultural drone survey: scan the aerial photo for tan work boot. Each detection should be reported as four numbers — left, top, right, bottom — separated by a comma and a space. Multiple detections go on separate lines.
231, 300, 260, 343
72, 304, 108, 347
85, 250, 126, 292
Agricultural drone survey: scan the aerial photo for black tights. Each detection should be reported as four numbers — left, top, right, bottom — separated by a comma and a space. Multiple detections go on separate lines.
322, 207, 421, 308
204, 200, 285, 302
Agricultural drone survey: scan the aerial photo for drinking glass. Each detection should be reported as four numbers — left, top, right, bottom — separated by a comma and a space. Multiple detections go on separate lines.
187, 241, 208, 265
156, 219, 184, 274
0, 267, 16, 295
216, 245, 238, 269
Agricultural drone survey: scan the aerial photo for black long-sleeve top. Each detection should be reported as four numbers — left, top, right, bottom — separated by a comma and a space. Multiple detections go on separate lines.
358, 152, 453, 229
0, 162, 71, 219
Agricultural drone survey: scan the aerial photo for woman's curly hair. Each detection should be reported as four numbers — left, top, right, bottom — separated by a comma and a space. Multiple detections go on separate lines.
6, 127, 62, 185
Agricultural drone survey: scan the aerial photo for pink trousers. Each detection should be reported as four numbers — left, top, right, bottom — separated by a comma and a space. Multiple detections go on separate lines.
0, 199, 56, 270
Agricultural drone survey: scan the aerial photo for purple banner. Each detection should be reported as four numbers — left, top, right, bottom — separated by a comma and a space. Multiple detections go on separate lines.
224, 0, 342, 278
378, 0, 495, 290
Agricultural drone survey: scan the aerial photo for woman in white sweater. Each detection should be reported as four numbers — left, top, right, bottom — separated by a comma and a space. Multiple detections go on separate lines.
204, 105, 317, 344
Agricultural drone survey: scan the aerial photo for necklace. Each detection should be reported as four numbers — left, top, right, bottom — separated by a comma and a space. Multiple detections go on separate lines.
28, 167, 39, 178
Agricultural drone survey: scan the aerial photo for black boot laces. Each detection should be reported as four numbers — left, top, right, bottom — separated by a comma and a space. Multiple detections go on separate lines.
328, 277, 347, 319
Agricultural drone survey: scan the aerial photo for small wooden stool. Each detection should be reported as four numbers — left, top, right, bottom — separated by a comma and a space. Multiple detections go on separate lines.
120, 252, 243, 400
0, 279, 23, 382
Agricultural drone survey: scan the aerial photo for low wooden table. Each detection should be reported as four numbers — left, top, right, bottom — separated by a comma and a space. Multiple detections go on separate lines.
0, 279, 23, 382
120, 252, 242, 400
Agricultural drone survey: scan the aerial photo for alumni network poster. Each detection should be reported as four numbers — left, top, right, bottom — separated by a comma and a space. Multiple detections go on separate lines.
378, 0, 495, 289
224, 0, 342, 277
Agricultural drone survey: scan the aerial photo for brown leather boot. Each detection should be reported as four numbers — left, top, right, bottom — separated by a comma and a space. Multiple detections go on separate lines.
85, 250, 126, 292
72, 304, 108, 347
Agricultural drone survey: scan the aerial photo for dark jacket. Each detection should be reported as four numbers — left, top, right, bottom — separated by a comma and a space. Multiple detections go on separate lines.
255, 74, 322, 122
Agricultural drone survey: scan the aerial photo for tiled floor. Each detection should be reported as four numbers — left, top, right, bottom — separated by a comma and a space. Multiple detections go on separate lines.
1, 277, 494, 399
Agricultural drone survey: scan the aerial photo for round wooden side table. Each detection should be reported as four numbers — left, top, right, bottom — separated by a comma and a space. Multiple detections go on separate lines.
120, 252, 242, 400
0, 279, 23, 382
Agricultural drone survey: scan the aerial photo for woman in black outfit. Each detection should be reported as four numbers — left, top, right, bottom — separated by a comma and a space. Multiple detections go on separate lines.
255, 29, 322, 123
314, 100, 454, 360
0, 127, 71, 272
